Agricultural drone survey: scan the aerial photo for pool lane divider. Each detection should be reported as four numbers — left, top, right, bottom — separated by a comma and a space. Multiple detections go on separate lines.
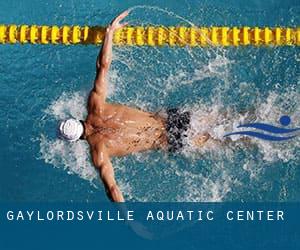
0, 25, 299, 46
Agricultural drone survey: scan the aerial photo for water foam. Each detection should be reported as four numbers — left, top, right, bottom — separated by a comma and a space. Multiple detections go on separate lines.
183, 89, 300, 162
39, 92, 98, 185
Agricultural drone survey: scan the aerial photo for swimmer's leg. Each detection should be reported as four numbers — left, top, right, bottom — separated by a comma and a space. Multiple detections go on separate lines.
190, 115, 216, 147
192, 132, 211, 147
192, 133, 254, 148
190, 108, 258, 148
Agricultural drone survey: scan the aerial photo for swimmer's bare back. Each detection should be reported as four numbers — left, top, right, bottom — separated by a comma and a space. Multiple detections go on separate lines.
86, 102, 168, 156
81, 11, 168, 202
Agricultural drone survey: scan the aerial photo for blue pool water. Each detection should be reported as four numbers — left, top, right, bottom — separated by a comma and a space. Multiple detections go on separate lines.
0, 0, 299, 202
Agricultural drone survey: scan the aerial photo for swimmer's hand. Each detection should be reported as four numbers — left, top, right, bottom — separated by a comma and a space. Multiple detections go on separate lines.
107, 10, 129, 33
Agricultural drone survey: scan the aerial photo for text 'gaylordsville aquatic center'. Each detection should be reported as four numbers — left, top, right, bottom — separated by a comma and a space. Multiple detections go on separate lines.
5, 209, 285, 222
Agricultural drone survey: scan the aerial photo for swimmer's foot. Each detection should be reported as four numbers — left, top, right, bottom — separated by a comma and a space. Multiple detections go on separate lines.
193, 133, 210, 147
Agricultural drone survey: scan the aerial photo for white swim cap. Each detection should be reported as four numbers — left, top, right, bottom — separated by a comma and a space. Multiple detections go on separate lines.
58, 118, 84, 142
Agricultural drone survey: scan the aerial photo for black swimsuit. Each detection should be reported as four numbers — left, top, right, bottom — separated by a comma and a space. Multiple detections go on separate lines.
166, 108, 191, 153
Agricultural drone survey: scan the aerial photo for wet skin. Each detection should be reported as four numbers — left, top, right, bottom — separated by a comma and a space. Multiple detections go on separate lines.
84, 95, 168, 157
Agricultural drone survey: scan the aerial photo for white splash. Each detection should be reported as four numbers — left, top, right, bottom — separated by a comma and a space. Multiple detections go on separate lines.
182, 90, 300, 163
39, 134, 97, 182
175, 163, 235, 202
45, 92, 87, 120
39, 92, 98, 184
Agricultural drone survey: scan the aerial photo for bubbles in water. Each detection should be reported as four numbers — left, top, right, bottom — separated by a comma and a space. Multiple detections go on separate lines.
39, 92, 98, 186
39, 134, 97, 183
46, 91, 87, 120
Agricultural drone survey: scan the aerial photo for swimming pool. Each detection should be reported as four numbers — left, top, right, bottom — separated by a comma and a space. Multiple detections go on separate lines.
0, 0, 299, 202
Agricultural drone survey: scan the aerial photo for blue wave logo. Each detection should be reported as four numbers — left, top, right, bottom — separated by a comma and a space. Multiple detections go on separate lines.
224, 116, 300, 141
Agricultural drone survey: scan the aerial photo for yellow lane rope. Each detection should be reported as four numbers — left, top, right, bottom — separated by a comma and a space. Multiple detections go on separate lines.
0, 25, 299, 46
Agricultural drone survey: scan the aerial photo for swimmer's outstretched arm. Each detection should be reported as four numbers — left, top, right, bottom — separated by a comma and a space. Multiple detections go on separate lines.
92, 143, 125, 202
93, 11, 129, 101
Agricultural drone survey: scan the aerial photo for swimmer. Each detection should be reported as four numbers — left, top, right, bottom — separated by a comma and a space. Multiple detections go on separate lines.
58, 11, 211, 202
